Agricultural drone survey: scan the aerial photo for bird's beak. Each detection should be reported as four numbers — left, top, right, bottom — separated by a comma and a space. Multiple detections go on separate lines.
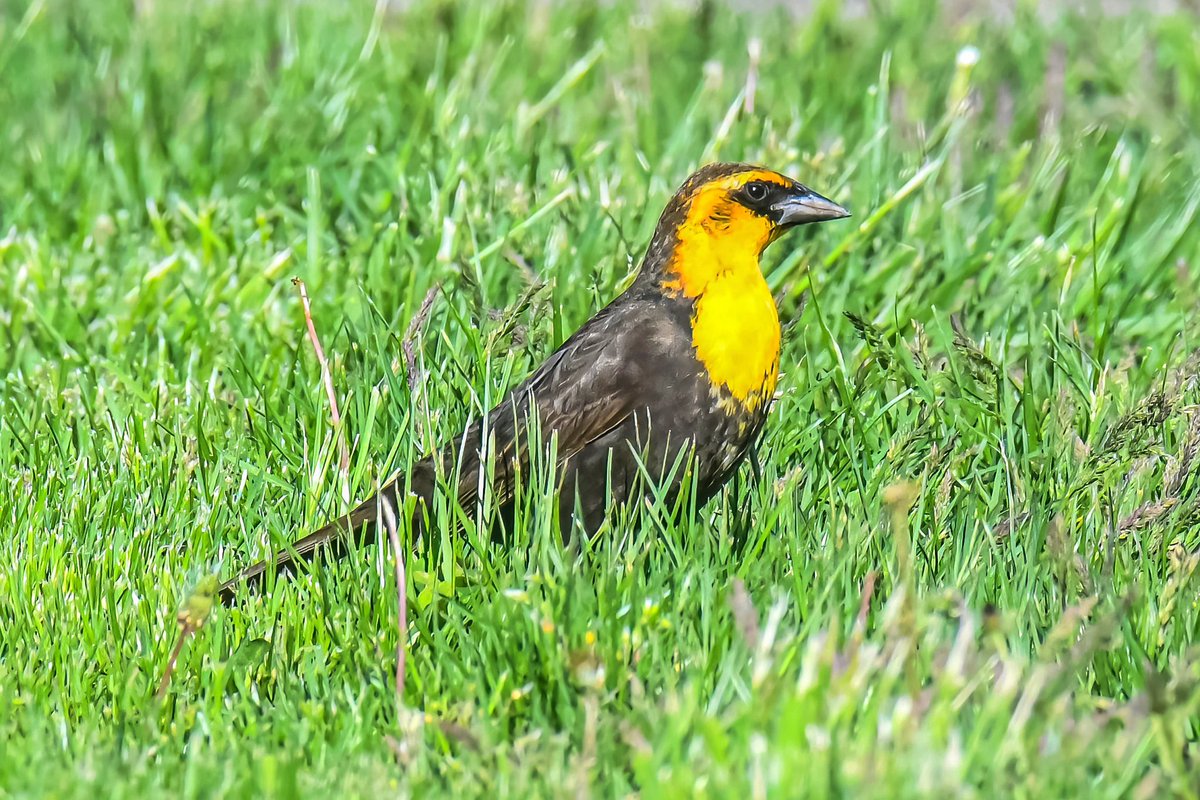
771, 188, 851, 227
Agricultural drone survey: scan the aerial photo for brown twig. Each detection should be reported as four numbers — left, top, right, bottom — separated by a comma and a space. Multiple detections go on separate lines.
155, 575, 218, 701
293, 277, 350, 503
402, 285, 441, 447
402, 284, 441, 395
855, 570, 878, 634
155, 622, 195, 701
379, 489, 407, 704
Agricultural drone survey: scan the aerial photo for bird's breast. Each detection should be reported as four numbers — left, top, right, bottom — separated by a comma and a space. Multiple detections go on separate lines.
688, 268, 781, 414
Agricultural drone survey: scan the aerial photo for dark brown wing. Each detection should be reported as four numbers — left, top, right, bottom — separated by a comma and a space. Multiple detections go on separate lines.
461, 298, 659, 500
218, 293, 679, 604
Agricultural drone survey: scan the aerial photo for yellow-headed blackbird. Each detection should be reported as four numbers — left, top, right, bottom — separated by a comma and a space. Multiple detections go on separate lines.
219, 163, 849, 603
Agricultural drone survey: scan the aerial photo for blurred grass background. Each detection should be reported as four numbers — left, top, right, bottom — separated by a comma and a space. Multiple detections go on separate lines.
2, 0, 1200, 796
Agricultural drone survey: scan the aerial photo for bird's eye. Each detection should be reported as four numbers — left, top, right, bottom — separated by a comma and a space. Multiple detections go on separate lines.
745, 182, 768, 201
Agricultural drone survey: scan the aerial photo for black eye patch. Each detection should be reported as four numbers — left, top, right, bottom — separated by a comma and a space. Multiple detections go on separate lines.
735, 180, 787, 216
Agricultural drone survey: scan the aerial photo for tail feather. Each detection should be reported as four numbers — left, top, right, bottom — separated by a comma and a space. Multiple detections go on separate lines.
217, 418, 503, 605
218, 469, 433, 605
216, 493, 378, 604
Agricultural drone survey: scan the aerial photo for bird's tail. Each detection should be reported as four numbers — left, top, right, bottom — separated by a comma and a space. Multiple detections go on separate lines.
217, 470, 432, 606
217, 417, 500, 605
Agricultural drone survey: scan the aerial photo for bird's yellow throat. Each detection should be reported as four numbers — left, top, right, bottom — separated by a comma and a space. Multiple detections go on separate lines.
661, 183, 782, 412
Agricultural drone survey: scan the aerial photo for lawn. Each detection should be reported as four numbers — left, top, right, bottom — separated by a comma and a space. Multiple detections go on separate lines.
2, 0, 1199, 796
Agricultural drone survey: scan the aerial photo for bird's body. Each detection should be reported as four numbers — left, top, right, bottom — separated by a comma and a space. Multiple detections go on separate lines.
219, 163, 848, 603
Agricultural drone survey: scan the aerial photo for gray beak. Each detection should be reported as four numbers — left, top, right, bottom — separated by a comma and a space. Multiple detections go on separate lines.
771, 189, 851, 227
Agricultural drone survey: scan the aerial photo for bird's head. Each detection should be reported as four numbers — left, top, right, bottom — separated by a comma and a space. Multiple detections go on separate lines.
645, 162, 850, 297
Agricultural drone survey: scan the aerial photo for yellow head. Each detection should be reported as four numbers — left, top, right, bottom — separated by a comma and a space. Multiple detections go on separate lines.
644, 163, 849, 297
642, 163, 849, 411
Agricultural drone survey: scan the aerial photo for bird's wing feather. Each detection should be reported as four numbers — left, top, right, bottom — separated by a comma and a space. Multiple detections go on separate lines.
445, 297, 672, 509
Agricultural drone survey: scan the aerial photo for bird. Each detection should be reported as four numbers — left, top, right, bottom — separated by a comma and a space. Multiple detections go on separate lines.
218, 162, 849, 604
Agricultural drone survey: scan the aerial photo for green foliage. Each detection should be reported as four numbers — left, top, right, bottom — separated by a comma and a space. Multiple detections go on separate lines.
1, 0, 1199, 795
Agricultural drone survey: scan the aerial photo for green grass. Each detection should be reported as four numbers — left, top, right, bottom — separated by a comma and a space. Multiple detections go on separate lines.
3, 0, 1200, 795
